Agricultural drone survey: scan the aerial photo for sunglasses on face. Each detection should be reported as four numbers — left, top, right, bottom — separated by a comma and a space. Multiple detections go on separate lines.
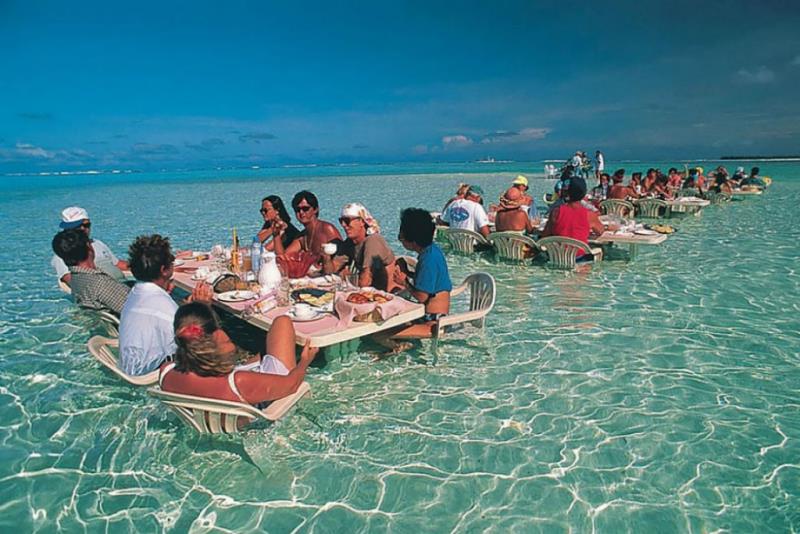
259, 207, 273, 215
295, 205, 313, 213
81, 221, 92, 229
339, 217, 361, 226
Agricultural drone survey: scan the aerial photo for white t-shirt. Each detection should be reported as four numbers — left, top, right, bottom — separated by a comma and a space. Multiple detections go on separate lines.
52, 239, 123, 281
119, 282, 178, 376
442, 198, 490, 233
596, 153, 604, 171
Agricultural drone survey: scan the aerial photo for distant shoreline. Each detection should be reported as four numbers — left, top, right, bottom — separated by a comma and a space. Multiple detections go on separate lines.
721, 156, 800, 161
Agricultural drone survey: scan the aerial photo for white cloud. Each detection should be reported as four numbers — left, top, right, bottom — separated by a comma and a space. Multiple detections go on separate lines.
15, 142, 55, 159
441, 134, 473, 147
735, 66, 776, 84
412, 144, 429, 154
480, 127, 550, 144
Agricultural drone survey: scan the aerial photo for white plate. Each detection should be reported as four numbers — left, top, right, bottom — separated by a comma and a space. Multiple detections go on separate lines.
173, 259, 185, 267
217, 290, 257, 302
286, 308, 326, 322
634, 229, 658, 236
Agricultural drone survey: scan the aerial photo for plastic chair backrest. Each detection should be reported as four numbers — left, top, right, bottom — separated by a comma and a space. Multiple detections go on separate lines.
489, 232, 539, 261
636, 198, 668, 218
600, 199, 634, 216
442, 228, 487, 254
536, 236, 591, 270
87, 335, 160, 386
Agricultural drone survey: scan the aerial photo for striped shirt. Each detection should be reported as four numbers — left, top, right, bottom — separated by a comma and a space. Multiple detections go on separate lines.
69, 266, 130, 315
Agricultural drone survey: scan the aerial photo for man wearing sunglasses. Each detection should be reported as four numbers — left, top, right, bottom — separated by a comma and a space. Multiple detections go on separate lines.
322, 203, 396, 291
274, 191, 341, 258
51, 206, 129, 288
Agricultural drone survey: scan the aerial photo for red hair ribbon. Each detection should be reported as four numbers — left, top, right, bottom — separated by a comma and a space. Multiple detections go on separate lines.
177, 323, 204, 340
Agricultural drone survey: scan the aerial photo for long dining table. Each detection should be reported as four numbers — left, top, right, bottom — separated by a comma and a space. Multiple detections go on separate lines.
171, 256, 425, 353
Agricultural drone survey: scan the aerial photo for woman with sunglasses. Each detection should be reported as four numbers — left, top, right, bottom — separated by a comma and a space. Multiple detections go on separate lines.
257, 195, 301, 252
274, 190, 341, 258
322, 203, 397, 292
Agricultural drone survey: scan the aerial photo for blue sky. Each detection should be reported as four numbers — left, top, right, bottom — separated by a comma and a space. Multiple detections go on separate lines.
1, 0, 799, 172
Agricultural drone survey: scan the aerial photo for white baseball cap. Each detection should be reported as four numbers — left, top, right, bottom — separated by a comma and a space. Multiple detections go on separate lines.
59, 206, 89, 229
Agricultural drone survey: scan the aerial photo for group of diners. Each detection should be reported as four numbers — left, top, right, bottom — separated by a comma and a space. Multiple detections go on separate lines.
591, 165, 767, 202
436, 174, 608, 261
50, 193, 453, 406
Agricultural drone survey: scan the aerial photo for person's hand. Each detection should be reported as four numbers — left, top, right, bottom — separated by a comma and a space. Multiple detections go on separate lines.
189, 281, 214, 303
300, 340, 319, 363
257, 228, 271, 242
273, 219, 287, 236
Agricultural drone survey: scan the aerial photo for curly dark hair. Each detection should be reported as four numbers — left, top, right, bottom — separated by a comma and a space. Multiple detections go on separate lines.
399, 208, 435, 248
52, 228, 90, 266
128, 234, 174, 282
291, 190, 319, 212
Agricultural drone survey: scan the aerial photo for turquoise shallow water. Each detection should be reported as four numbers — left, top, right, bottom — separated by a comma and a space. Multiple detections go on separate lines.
1, 162, 799, 532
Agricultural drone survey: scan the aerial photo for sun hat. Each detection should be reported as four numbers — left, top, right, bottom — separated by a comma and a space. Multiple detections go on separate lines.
512, 175, 529, 187
340, 202, 380, 235
59, 206, 89, 229
499, 187, 523, 209
736, 166, 745, 173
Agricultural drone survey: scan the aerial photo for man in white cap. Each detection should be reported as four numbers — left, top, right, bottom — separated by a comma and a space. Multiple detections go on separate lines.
51, 206, 129, 287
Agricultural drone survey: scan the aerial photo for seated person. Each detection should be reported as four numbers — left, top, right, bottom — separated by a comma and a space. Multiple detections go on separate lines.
120, 234, 212, 376
667, 168, 683, 189
439, 185, 491, 237
257, 195, 301, 252
652, 173, 674, 199
52, 228, 130, 314
442, 183, 470, 212
740, 167, 766, 189
710, 168, 733, 194
628, 172, 644, 197
608, 169, 637, 200
695, 167, 707, 189
494, 188, 536, 234
540, 177, 605, 261
274, 190, 341, 258
51, 206, 128, 287
510, 175, 536, 214
682, 169, 702, 192
322, 203, 396, 291
731, 166, 747, 184
591, 173, 610, 200
390, 208, 452, 340
642, 169, 658, 195
160, 303, 316, 407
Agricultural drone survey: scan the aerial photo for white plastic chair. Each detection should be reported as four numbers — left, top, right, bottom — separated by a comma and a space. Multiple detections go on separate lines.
148, 382, 311, 434
635, 198, 668, 218
95, 310, 121, 338
600, 199, 634, 217
536, 236, 602, 270
432, 272, 496, 351
440, 228, 490, 254
87, 335, 160, 386
488, 232, 540, 261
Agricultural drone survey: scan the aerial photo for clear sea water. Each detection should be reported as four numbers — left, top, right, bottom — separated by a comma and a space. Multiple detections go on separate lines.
1, 161, 798, 532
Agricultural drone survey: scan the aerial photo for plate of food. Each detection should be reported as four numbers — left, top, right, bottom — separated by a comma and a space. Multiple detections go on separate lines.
217, 290, 257, 302
292, 288, 335, 308
634, 229, 658, 236
345, 290, 394, 304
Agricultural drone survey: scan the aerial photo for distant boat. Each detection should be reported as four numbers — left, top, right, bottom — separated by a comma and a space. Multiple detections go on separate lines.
475, 157, 513, 164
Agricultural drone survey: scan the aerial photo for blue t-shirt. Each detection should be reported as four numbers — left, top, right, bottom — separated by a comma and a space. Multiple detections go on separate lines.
414, 243, 452, 295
